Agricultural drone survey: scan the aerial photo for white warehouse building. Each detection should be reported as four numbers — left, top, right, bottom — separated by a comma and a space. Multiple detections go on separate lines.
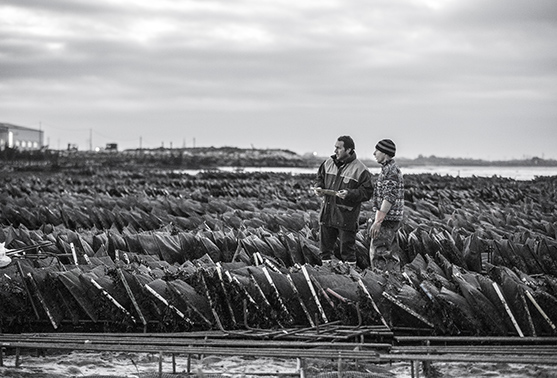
0, 123, 44, 150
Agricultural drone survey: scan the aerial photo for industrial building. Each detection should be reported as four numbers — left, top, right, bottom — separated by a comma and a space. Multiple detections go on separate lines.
0, 123, 44, 150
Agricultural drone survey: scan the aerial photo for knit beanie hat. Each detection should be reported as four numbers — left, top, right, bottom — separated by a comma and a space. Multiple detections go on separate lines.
376, 139, 396, 157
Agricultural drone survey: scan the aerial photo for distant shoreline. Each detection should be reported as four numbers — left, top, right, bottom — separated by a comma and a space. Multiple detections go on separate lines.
2, 146, 556, 173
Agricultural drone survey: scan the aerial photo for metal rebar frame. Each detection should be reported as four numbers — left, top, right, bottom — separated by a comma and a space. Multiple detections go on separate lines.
2, 332, 557, 378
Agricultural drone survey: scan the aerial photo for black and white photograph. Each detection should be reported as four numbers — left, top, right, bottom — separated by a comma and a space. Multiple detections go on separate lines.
1, 0, 557, 377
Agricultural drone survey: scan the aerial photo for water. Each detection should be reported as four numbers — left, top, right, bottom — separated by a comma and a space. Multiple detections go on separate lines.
401, 165, 557, 181
177, 165, 557, 181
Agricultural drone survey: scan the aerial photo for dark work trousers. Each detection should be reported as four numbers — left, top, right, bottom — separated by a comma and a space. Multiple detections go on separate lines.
369, 220, 401, 271
319, 224, 357, 263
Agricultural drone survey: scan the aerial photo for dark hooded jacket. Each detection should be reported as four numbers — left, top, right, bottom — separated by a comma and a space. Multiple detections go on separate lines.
315, 152, 373, 231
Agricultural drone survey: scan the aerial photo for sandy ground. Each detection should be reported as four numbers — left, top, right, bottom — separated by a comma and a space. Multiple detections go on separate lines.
2, 350, 557, 378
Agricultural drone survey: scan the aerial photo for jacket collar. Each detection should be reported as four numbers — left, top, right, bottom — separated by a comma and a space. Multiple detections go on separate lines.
332, 152, 357, 168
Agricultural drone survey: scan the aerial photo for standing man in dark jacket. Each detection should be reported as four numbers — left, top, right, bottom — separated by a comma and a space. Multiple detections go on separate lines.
314, 135, 373, 266
369, 139, 404, 271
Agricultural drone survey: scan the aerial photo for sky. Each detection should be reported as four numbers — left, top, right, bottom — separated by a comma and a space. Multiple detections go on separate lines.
1, 0, 556, 161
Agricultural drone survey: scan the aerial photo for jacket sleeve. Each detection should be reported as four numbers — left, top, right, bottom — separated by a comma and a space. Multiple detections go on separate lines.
315, 161, 326, 188
346, 169, 373, 204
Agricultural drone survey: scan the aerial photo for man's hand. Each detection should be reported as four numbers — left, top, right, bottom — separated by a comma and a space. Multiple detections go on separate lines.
336, 189, 348, 199
370, 222, 382, 239
370, 210, 387, 239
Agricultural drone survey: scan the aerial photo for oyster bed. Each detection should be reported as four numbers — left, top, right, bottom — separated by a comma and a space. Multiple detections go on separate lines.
1, 169, 556, 337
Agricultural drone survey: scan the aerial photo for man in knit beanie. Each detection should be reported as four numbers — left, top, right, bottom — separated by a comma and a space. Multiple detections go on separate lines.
369, 139, 404, 271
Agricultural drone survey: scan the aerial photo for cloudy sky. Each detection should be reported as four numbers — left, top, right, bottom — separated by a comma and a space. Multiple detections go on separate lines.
2, 0, 556, 160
